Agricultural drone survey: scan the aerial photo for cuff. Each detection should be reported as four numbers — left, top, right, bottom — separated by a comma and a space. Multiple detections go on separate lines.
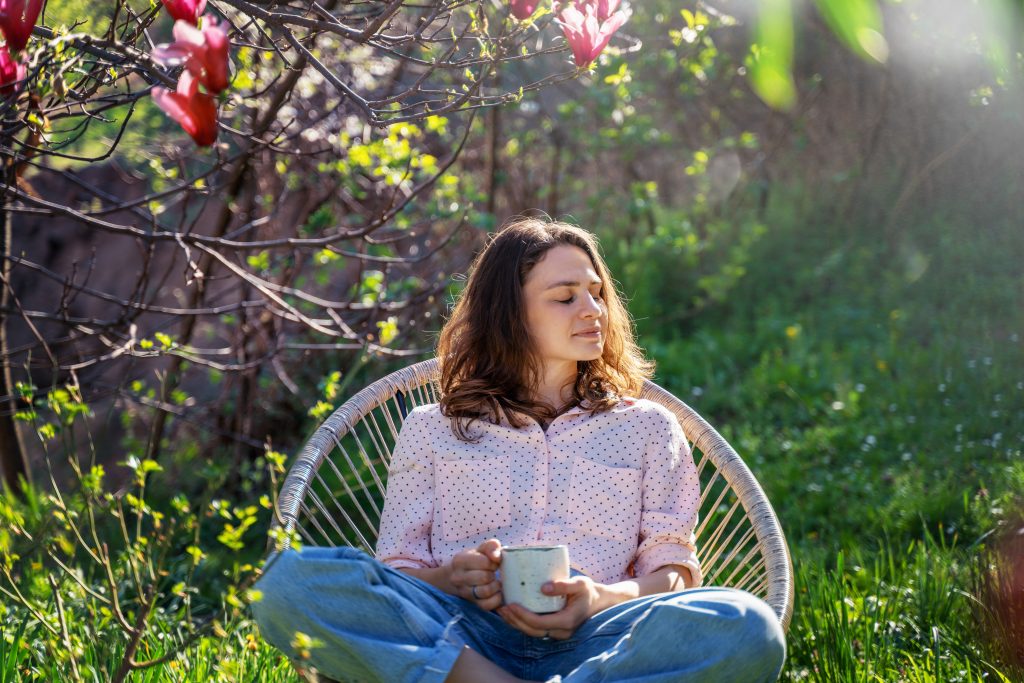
633, 543, 703, 587
381, 557, 435, 571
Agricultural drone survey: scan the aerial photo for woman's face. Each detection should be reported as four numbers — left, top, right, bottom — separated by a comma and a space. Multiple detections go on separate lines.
522, 244, 607, 372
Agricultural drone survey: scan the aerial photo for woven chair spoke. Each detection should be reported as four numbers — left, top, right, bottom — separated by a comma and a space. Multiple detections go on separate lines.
709, 526, 761, 587
732, 555, 768, 595
314, 465, 377, 549
298, 496, 337, 547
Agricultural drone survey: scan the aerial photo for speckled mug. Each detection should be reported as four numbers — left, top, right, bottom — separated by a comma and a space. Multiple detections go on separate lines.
499, 545, 570, 614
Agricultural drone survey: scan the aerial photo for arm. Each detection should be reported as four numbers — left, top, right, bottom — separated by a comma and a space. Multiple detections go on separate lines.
375, 408, 437, 571
378, 409, 506, 611
593, 563, 693, 611
632, 405, 703, 586
396, 564, 454, 593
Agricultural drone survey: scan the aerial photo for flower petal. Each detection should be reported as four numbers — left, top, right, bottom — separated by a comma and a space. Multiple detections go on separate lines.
151, 42, 194, 67
172, 19, 206, 47
588, 10, 627, 64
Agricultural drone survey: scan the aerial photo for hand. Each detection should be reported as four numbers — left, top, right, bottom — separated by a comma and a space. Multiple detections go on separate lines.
446, 538, 504, 611
497, 576, 606, 640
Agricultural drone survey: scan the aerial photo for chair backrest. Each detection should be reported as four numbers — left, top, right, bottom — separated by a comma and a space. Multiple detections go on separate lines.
272, 358, 794, 631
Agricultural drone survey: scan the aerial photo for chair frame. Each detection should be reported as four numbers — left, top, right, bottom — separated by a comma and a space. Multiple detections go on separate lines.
272, 358, 794, 638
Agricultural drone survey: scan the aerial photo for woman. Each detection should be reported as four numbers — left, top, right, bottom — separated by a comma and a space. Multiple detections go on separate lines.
252, 218, 786, 682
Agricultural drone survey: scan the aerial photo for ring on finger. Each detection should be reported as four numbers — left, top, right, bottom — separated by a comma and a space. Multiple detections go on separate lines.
471, 585, 481, 600
541, 630, 552, 641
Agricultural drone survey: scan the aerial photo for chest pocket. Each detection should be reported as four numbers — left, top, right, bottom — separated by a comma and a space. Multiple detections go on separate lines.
437, 457, 511, 542
569, 456, 642, 542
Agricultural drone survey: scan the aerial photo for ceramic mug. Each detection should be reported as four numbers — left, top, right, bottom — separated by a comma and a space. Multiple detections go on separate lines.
499, 545, 570, 613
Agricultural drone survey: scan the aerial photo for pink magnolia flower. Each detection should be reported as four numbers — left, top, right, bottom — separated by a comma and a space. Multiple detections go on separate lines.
557, 1, 627, 68
0, 43, 25, 97
161, 0, 207, 25
0, 0, 43, 53
152, 15, 230, 94
552, 0, 619, 22
594, 0, 620, 22
152, 70, 218, 146
510, 0, 539, 20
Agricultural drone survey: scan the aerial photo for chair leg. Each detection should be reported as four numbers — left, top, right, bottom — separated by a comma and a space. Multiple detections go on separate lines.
291, 661, 341, 683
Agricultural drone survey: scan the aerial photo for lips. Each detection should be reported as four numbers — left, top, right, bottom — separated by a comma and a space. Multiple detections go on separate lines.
574, 328, 601, 337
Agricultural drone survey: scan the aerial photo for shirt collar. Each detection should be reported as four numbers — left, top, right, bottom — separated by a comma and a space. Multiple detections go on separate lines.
493, 396, 605, 427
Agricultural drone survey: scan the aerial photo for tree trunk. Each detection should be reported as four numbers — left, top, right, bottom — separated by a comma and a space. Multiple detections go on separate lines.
0, 170, 31, 494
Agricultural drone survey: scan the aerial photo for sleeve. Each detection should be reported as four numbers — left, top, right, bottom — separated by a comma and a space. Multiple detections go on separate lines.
374, 406, 439, 570
633, 404, 703, 587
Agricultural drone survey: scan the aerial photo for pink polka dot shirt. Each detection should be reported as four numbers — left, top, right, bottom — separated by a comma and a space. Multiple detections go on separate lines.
375, 397, 703, 587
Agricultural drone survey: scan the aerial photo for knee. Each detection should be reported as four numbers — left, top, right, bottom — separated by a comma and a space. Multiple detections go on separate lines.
250, 547, 371, 642
649, 589, 785, 678
250, 550, 302, 638
722, 590, 786, 677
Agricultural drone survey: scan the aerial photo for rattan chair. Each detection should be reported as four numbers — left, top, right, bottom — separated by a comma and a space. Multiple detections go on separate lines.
269, 358, 794, 682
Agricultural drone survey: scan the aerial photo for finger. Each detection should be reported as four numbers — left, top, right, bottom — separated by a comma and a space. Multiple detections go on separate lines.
542, 578, 585, 595
504, 603, 566, 632
477, 538, 503, 563
499, 607, 565, 640
452, 569, 497, 588
476, 591, 503, 612
498, 607, 540, 637
462, 579, 501, 600
458, 552, 499, 572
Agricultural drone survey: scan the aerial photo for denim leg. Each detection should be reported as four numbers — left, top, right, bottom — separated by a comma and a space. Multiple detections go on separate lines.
525, 587, 786, 683
251, 546, 525, 683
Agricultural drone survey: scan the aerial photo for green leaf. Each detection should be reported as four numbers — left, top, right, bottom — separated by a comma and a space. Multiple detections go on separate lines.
186, 545, 205, 565
138, 459, 163, 475
247, 251, 271, 272
308, 400, 334, 421
155, 332, 173, 349
376, 317, 399, 346
425, 115, 448, 134
813, 0, 887, 63
83, 465, 105, 495
748, 0, 796, 111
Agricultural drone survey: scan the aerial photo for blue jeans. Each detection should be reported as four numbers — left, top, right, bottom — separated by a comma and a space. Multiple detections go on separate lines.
251, 547, 785, 683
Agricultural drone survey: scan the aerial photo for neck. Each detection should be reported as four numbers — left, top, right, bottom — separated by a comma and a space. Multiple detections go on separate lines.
532, 360, 578, 410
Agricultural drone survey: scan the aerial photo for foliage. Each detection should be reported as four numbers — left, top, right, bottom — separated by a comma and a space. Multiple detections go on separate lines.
0, 382, 284, 682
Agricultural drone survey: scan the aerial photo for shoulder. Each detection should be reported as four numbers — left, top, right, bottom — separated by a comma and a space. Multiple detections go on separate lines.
401, 403, 444, 429
407, 402, 442, 418
602, 397, 683, 441
606, 396, 677, 423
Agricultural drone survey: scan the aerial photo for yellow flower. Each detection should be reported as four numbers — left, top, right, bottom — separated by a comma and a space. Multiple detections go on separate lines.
785, 325, 800, 339
876, 359, 889, 372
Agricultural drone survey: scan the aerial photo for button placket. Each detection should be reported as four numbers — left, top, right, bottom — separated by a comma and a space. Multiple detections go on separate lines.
537, 425, 550, 539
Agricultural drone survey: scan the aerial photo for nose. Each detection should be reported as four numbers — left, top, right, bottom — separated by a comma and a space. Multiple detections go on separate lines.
581, 293, 603, 319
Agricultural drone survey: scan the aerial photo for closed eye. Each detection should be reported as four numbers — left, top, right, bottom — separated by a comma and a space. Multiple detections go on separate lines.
557, 289, 603, 304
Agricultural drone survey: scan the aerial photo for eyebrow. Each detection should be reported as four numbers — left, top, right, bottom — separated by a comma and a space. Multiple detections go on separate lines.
543, 279, 603, 291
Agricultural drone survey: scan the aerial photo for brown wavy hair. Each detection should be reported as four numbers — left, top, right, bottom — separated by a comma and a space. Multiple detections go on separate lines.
437, 216, 653, 440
